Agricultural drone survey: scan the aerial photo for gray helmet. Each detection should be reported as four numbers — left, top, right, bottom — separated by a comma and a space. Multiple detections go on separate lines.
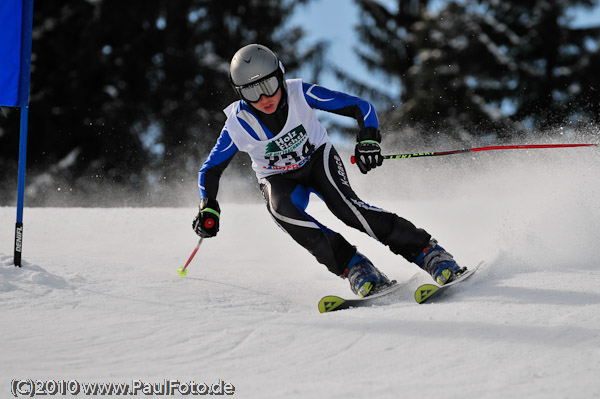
229, 44, 286, 102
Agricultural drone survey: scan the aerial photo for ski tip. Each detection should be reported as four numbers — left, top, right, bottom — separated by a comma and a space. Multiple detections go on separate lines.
414, 284, 439, 304
318, 295, 346, 313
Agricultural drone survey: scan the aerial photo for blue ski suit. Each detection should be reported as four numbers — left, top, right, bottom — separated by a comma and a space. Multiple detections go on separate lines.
198, 79, 430, 275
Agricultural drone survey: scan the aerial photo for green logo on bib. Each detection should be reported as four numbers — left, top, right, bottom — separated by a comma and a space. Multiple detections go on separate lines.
265, 125, 307, 157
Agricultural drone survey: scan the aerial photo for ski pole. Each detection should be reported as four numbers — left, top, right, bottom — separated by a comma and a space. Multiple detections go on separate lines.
177, 237, 204, 277
350, 142, 600, 164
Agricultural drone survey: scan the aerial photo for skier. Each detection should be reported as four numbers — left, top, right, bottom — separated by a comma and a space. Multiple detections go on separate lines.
193, 44, 466, 297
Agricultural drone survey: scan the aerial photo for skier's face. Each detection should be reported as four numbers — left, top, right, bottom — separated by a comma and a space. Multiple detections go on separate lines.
252, 87, 282, 114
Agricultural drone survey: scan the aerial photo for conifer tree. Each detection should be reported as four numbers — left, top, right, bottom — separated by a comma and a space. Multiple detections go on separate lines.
352, 0, 600, 140
0, 0, 322, 205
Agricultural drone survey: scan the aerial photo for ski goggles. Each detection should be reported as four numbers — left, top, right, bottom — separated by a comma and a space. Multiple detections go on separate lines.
236, 75, 280, 103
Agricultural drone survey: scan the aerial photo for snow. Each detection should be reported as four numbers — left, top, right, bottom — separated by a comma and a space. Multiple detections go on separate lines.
2, 147, 600, 399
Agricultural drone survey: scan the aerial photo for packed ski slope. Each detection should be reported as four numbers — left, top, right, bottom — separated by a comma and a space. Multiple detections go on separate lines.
1, 147, 600, 399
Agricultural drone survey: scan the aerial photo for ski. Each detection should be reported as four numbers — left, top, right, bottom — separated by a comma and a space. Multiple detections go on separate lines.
414, 261, 484, 304
318, 275, 418, 313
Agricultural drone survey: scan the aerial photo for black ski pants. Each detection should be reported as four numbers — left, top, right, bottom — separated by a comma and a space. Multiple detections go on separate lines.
259, 143, 431, 276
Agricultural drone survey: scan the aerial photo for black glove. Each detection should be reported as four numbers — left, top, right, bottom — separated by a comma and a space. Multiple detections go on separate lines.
354, 127, 383, 174
192, 198, 221, 238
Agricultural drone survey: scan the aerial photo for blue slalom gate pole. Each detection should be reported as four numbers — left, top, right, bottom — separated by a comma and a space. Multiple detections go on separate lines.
12, 0, 35, 267
14, 105, 29, 267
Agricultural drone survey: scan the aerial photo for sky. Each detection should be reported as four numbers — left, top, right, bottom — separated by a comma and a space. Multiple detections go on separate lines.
290, 0, 400, 95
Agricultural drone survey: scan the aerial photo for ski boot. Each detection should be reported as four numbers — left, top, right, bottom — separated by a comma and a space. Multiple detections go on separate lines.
414, 239, 466, 285
342, 252, 391, 298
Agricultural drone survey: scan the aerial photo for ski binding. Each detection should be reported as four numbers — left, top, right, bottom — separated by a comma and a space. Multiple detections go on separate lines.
414, 261, 484, 304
